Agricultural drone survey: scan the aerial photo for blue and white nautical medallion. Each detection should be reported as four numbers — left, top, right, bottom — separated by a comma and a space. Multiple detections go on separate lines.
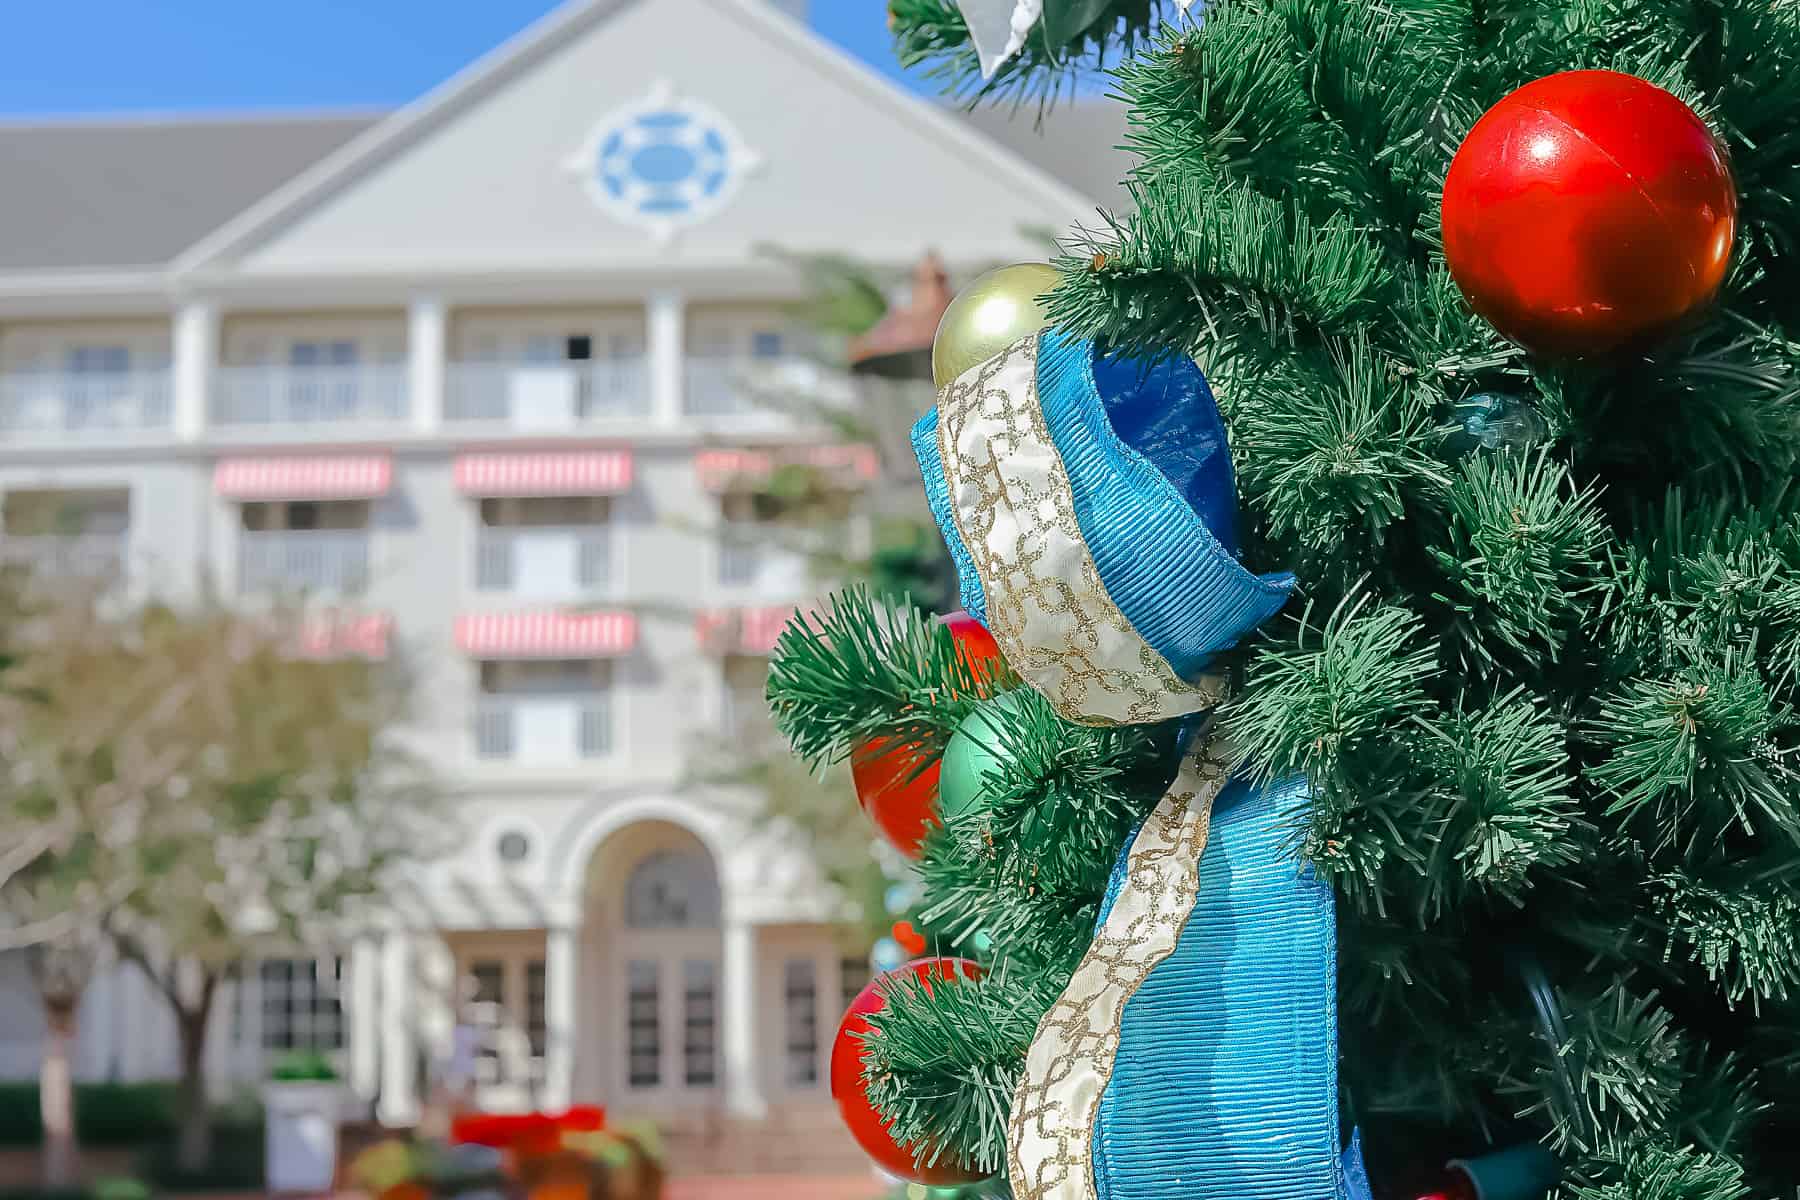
566, 81, 762, 242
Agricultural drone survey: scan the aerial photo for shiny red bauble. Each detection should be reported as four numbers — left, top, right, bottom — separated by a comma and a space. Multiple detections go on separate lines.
1441, 69, 1736, 358
851, 737, 942, 858
830, 957, 987, 1184
849, 611, 1002, 858
941, 608, 1002, 680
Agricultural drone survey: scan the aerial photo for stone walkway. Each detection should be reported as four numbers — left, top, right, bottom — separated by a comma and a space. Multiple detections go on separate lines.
667, 1176, 882, 1200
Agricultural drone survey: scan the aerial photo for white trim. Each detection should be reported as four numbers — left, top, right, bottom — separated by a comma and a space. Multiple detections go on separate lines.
552, 793, 734, 909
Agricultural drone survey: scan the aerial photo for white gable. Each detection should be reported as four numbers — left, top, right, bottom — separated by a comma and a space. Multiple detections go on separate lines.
214, 0, 1095, 277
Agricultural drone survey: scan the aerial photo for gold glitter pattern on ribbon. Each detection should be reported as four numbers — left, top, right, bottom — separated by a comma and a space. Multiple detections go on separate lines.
935, 334, 1223, 726
1005, 740, 1231, 1200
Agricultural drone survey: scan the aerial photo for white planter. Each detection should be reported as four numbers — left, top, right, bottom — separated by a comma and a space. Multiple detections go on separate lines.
263, 1081, 344, 1194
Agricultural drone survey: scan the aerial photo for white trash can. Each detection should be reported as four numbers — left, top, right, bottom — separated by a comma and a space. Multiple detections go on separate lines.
263, 1081, 344, 1194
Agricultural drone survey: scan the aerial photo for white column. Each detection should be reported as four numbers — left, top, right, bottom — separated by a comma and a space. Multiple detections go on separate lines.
378, 933, 418, 1126
648, 290, 685, 428
543, 925, 578, 1111
350, 937, 382, 1104
171, 299, 218, 441
409, 295, 447, 433
721, 918, 765, 1118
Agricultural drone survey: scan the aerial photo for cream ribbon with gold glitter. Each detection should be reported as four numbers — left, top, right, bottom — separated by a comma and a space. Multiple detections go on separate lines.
1006, 740, 1231, 1200
935, 335, 1224, 727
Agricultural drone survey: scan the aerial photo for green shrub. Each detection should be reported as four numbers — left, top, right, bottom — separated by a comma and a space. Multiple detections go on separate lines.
0, 1084, 179, 1148
267, 1050, 336, 1082
135, 1116, 262, 1193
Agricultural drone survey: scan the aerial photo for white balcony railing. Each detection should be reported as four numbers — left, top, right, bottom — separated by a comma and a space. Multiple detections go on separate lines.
446, 361, 649, 427
0, 534, 127, 580
474, 696, 612, 763
213, 365, 409, 428
474, 527, 611, 599
238, 531, 370, 595
0, 371, 172, 441
684, 356, 831, 418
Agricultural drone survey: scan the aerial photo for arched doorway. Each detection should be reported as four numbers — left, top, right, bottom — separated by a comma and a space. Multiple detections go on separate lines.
581, 821, 723, 1109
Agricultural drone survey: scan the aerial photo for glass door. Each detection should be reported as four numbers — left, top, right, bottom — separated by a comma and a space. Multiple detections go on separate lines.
614, 849, 722, 1105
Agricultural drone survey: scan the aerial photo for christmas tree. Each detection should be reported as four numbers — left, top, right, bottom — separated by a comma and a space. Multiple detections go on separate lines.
769, 2, 1800, 1196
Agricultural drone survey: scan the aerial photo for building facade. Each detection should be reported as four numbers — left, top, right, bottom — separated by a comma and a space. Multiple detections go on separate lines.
0, 0, 1107, 1154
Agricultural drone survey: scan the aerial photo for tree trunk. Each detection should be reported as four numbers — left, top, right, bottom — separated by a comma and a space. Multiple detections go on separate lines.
174, 1003, 213, 1175
39, 998, 77, 1189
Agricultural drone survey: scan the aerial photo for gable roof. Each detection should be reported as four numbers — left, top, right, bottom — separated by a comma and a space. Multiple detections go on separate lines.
172, 0, 1103, 274
0, 114, 377, 273
0, 0, 1128, 280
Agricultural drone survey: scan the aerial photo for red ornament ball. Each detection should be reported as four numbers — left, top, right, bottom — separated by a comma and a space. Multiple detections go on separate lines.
891, 920, 928, 956
849, 611, 1002, 859
851, 737, 941, 859
1441, 69, 1736, 358
941, 608, 1002, 679
830, 957, 988, 1184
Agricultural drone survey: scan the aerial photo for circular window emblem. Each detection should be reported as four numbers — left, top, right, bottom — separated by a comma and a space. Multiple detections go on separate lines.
496, 830, 532, 865
566, 81, 762, 242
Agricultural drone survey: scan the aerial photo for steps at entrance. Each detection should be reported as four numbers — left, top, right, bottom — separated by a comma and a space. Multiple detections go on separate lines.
654, 1105, 875, 1177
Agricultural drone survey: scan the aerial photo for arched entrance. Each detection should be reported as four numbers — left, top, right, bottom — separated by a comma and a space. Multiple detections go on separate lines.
579, 820, 723, 1109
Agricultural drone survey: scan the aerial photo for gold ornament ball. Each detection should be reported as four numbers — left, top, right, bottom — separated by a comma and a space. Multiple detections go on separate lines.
930, 262, 1061, 390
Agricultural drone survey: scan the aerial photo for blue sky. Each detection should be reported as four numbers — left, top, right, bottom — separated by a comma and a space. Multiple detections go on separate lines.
0, 2, 921, 117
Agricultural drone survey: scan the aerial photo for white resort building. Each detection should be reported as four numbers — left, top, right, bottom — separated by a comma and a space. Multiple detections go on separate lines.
0, 0, 1117, 1170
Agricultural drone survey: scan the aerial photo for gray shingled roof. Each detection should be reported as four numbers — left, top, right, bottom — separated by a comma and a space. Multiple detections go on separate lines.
0, 98, 1127, 275
0, 115, 378, 272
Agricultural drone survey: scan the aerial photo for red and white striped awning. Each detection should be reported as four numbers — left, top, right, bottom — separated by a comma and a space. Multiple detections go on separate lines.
696, 605, 804, 656
695, 444, 879, 493
215, 455, 393, 501
455, 611, 637, 659
453, 451, 634, 497
297, 613, 392, 660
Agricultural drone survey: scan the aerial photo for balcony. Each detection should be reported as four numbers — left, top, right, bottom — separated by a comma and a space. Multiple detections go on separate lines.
238, 530, 370, 595
717, 522, 813, 597
446, 361, 649, 428
0, 371, 172, 442
213, 365, 409, 429
475, 527, 611, 600
684, 356, 831, 417
474, 696, 612, 763
0, 533, 126, 581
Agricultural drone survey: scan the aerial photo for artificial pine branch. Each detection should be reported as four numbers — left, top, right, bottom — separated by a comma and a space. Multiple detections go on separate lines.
765, 585, 1009, 770
859, 965, 1063, 1176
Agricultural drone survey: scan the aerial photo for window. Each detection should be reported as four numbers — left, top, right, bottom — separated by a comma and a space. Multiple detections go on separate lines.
65, 346, 130, 375
784, 959, 819, 1086
525, 960, 548, 1059
468, 960, 506, 1081
259, 956, 345, 1052
478, 496, 610, 529
239, 499, 369, 532
627, 959, 660, 1089
683, 959, 718, 1086
721, 655, 770, 740
288, 341, 358, 368
749, 331, 785, 360
2, 489, 128, 537
623, 850, 721, 930
496, 830, 532, 864
840, 957, 869, 1014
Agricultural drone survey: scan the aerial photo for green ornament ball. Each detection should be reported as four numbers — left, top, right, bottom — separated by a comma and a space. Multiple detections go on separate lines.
939, 690, 1035, 822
